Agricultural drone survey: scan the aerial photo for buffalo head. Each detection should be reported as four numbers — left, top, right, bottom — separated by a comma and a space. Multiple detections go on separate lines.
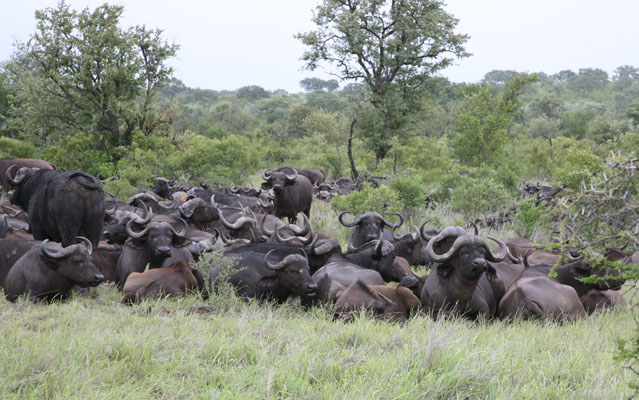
264, 249, 317, 296
339, 210, 404, 248
40, 237, 104, 287
126, 217, 189, 259
261, 168, 299, 195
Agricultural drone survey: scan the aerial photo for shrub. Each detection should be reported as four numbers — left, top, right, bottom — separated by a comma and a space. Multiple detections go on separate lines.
331, 183, 401, 215
511, 198, 552, 238
448, 176, 514, 219
0, 137, 38, 158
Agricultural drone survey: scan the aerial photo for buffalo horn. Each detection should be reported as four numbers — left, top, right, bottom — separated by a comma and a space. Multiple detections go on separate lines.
178, 204, 194, 218
485, 236, 508, 262
219, 210, 252, 231
382, 212, 404, 229
104, 189, 119, 215
210, 194, 218, 207
261, 169, 272, 181
134, 201, 153, 224
469, 221, 479, 236
375, 234, 384, 257
6, 165, 24, 186
259, 214, 275, 237
338, 211, 362, 228
419, 219, 434, 241
264, 249, 286, 270
288, 213, 311, 236
284, 168, 298, 182
170, 218, 189, 238
231, 185, 240, 193
158, 197, 178, 210
377, 292, 396, 307
41, 240, 74, 259
306, 233, 319, 254
76, 236, 93, 255
126, 219, 151, 239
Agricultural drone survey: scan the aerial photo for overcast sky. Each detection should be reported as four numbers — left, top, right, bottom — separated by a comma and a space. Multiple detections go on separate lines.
2, 1, 638, 93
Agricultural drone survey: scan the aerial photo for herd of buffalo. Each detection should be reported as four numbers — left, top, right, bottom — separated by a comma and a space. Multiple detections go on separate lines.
0, 157, 635, 322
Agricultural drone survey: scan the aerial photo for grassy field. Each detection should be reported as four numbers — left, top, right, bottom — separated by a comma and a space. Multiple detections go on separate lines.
0, 283, 633, 399
0, 199, 634, 399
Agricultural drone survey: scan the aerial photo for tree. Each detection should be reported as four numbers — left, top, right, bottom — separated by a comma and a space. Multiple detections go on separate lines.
296, 0, 469, 165
451, 74, 537, 167
236, 85, 270, 102
7, 2, 178, 169
299, 77, 339, 92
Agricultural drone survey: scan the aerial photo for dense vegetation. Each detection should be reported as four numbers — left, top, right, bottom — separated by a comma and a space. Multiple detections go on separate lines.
1, 1, 638, 396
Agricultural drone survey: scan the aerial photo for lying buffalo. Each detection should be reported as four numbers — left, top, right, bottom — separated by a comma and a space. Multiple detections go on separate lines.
115, 217, 193, 288
0, 158, 55, 195
209, 244, 317, 301
261, 168, 312, 223
334, 280, 421, 322
421, 227, 509, 319
122, 260, 206, 303
339, 210, 404, 249
580, 289, 627, 314
8, 167, 105, 247
4, 238, 104, 302
498, 276, 586, 321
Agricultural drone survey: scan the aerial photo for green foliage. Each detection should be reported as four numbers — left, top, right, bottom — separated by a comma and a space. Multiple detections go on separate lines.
331, 183, 401, 215
7, 2, 178, 167
448, 175, 514, 218
389, 174, 426, 221
0, 137, 38, 158
553, 145, 603, 190
512, 198, 552, 238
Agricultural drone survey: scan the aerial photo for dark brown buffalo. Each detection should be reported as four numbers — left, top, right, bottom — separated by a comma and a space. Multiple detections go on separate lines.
122, 260, 203, 303
339, 210, 403, 249
91, 242, 122, 282
498, 276, 586, 321
261, 168, 312, 223
115, 217, 193, 288
334, 281, 421, 322
580, 289, 627, 314
276, 167, 325, 185
9, 168, 105, 247
128, 192, 178, 214
4, 238, 104, 302
313, 182, 337, 202
209, 244, 317, 302
150, 177, 177, 199
0, 214, 32, 240
0, 158, 55, 195
0, 239, 42, 289
421, 227, 509, 319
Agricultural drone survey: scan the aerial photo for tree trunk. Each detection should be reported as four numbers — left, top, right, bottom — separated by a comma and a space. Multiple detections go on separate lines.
348, 119, 358, 180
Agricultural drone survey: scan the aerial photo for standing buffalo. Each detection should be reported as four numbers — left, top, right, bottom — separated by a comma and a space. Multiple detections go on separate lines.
4, 238, 104, 302
8, 168, 105, 247
261, 168, 312, 223
0, 158, 55, 195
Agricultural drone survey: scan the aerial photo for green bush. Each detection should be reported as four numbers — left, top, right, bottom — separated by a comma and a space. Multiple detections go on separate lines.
331, 183, 401, 215
0, 137, 38, 158
511, 197, 552, 238
553, 146, 602, 190
448, 176, 514, 219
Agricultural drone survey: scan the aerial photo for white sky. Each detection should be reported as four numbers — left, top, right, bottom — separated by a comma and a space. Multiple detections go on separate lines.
1, 1, 638, 93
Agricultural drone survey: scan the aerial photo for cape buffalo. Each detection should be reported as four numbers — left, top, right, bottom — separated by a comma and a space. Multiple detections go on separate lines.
122, 260, 205, 303
339, 210, 404, 249
115, 217, 193, 288
421, 227, 509, 319
8, 168, 105, 247
0, 158, 55, 195
4, 238, 104, 302
261, 168, 312, 223
334, 280, 421, 322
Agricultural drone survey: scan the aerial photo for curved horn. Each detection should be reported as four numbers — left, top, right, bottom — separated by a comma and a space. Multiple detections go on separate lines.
41, 240, 74, 259
392, 224, 404, 241
170, 218, 189, 238
419, 219, 435, 242
231, 185, 240, 193
219, 210, 251, 231
469, 221, 479, 236
284, 168, 298, 182
134, 201, 153, 224
6, 165, 23, 186
375, 234, 385, 257
264, 249, 286, 270
158, 197, 177, 210
288, 213, 311, 236
178, 204, 195, 218
210, 194, 218, 207
104, 189, 119, 215
126, 219, 151, 239
76, 236, 93, 255
484, 236, 508, 262
425, 232, 472, 264
338, 211, 362, 228
381, 212, 404, 229
261, 169, 272, 181
259, 214, 275, 237
377, 292, 395, 307
306, 233, 319, 255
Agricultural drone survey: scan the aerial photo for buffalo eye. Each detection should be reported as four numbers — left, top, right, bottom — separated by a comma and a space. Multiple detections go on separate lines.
299, 269, 304, 274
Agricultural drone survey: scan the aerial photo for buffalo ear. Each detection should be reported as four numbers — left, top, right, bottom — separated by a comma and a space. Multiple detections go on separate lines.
172, 237, 191, 248
257, 275, 278, 289
39, 254, 59, 270
261, 182, 272, 191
